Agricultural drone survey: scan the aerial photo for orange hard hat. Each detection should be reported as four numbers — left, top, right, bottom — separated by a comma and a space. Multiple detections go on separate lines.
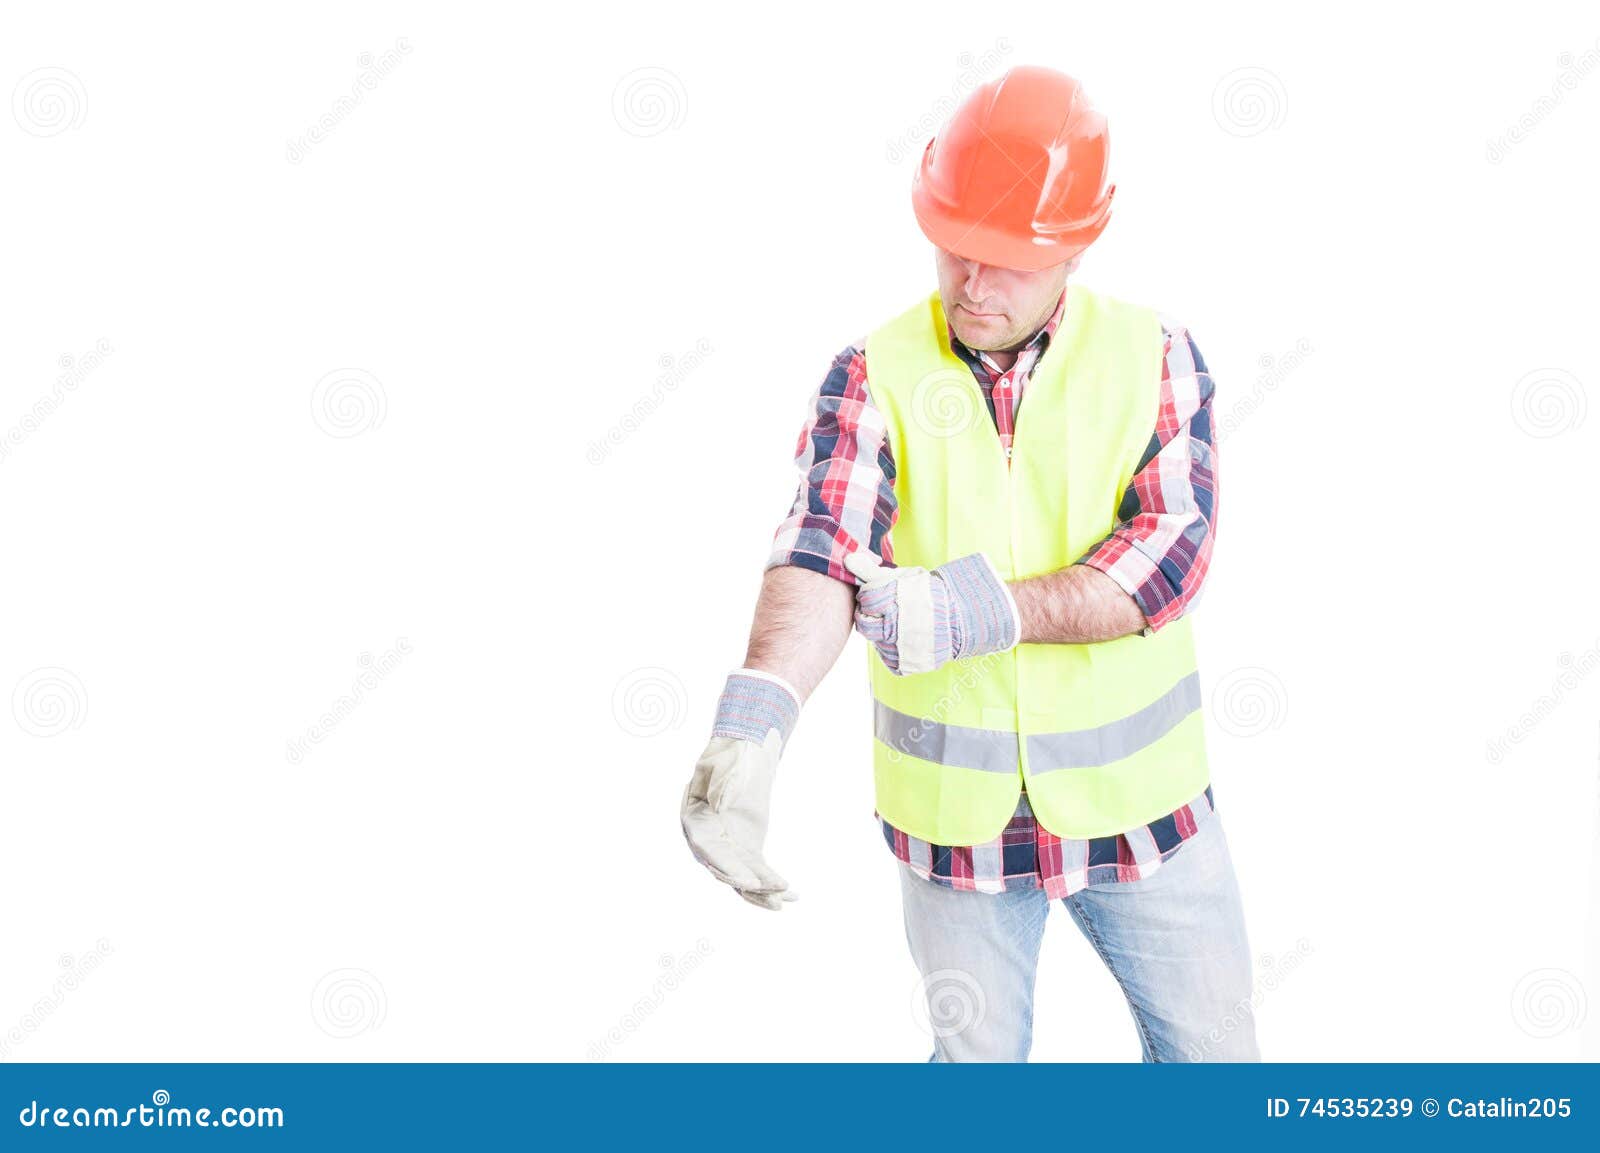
910, 65, 1116, 271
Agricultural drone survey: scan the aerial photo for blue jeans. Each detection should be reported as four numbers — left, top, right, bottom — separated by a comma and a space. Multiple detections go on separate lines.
898, 810, 1260, 1062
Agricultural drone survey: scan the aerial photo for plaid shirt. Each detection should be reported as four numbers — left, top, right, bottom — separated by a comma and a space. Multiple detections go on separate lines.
767, 286, 1221, 897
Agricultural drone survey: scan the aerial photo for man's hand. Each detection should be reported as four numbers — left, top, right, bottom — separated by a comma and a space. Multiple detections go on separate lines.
845, 549, 1020, 675
679, 670, 801, 910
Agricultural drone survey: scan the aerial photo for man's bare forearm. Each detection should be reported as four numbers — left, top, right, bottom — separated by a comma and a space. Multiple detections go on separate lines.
742, 566, 855, 701
1008, 564, 1146, 644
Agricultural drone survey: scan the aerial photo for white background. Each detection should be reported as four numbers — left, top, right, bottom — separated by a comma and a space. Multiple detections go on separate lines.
3, 0, 1598, 1063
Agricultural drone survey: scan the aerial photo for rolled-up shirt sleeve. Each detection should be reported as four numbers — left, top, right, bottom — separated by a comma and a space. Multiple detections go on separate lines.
1076, 322, 1218, 632
765, 341, 897, 584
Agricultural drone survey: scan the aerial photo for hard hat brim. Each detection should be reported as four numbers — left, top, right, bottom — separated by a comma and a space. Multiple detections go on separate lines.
911, 179, 1114, 272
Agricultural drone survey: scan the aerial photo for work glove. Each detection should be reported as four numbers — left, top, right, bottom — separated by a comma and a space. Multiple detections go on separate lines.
844, 548, 1020, 676
680, 670, 802, 911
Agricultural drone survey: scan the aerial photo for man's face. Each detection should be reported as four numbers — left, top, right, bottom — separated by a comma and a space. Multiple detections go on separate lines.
934, 248, 1078, 352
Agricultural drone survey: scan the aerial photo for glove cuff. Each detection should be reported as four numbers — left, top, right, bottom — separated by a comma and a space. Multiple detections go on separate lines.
709, 669, 801, 751
938, 553, 1020, 658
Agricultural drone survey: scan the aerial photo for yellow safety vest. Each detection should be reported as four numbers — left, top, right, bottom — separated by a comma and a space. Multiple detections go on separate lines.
862, 282, 1210, 844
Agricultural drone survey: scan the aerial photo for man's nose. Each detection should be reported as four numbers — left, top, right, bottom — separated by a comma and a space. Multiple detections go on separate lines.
964, 262, 996, 302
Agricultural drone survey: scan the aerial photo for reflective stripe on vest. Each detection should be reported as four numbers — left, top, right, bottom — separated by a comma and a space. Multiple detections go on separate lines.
874, 670, 1201, 775
861, 281, 1211, 844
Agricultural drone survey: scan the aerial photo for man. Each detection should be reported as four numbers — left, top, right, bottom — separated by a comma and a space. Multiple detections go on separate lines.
680, 64, 1258, 1063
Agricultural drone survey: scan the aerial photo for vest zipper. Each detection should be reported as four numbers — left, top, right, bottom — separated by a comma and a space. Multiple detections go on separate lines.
992, 375, 1023, 787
